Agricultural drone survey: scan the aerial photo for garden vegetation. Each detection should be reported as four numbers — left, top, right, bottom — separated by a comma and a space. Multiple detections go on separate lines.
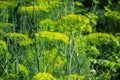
0, 0, 120, 80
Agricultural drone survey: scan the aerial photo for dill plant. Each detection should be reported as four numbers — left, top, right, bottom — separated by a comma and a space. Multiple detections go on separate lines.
33, 72, 56, 80
0, 0, 120, 80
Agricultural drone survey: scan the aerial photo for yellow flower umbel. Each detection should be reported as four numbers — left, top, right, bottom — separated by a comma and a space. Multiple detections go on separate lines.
18, 5, 50, 14
18, 64, 29, 77
8, 33, 34, 46
35, 31, 69, 44
0, 1, 17, 9
54, 14, 92, 34
85, 12, 98, 26
84, 33, 119, 46
105, 10, 120, 20
33, 72, 56, 80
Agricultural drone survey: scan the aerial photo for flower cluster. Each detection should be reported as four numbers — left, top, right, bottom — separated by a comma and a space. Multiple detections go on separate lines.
33, 72, 56, 80
84, 33, 119, 46
8, 33, 34, 46
18, 64, 29, 77
54, 14, 92, 34
18, 5, 50, 14
105, 10, 120, 20
18, 0, 60, 14
0, 1, 17, 9
35, 31, 69, 44
85, 12, 98, 26
39, 19, 54, 31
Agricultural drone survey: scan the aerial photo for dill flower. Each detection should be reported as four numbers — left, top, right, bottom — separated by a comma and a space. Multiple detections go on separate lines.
55, 14, 92, 34
35, 31, 69, 44
33, 72, 56, 80
8, 33, 34, 46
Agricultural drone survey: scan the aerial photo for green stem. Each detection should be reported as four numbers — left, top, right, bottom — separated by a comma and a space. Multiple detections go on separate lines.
92, 4, 97, 13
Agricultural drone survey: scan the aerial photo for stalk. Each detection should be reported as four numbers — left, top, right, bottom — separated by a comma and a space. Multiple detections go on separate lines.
33, 0, 40, 72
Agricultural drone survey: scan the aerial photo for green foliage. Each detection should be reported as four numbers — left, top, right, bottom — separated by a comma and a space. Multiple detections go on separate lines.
33, 72, 56, 80
84, 33, 120, 79
0, 40, 7, 55
104, 10, 120, 33
0, 77, 2, 80
105, 10, 120, 20
3, 74, 17, 80
85, 12, 98, 26
116, 33, 120, 42
74, 1, 86, 14
90, 58, 120, 79
0, 22, 13, 28
74, 2, 83, 7
0, 1, 17, 9
0, 22, 13, 32
84, 33, 118, 46
86, 46, 100, 57
84, 33, 119, 60
66, 74, 86, 80
41, 49, 66, 76
92, 59, 120, 71
0, 0, 120, 80
0, 11, 8, 22
39, 19, 54, 31
18, 64, 29, 78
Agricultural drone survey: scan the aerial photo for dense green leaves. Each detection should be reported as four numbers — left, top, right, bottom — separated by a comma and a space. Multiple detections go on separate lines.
0, 0, 120, 80
0, 1, 17, 9
84, 33, 119, 46
0, 40, 6, 55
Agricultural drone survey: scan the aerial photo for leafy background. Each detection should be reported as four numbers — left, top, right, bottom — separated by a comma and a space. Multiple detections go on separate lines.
0, 0, 120, 80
